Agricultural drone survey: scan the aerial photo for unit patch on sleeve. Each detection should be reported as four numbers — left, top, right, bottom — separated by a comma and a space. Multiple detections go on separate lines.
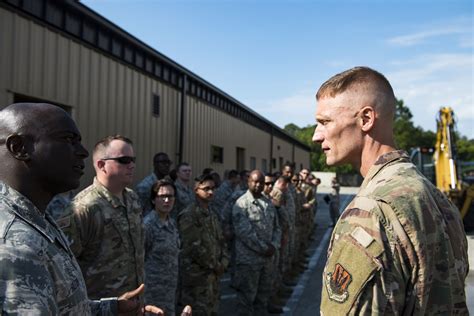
325, 263, 352, 303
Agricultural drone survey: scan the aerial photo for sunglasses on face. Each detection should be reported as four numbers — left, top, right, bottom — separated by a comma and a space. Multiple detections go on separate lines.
101, 156, 136, 164
265, 182, 273, 185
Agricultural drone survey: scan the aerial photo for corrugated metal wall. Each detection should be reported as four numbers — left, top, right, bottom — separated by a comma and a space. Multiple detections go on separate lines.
183, 96, 272, 176
0, 7, 310, 188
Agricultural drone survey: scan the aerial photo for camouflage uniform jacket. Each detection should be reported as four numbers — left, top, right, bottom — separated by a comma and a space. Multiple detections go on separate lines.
221, 189, 246, 229
61, 178, 144, 300
0, 182, 116, 315
144, 211, 180, 315
174, 180, 195, 216
270, 187, 289, 232
300, 182, 315, 206
135, 172, 158, 214
178, 203, 229, 281
210, 180, 235, 221
232, 191, 281, 265
321, 150, 469, 315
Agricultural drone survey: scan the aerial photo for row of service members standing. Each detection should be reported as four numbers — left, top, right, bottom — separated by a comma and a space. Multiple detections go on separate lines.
48, 145, 320, 316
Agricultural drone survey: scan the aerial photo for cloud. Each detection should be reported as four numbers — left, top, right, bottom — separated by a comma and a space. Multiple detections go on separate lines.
387, 17, 472, 47
253, 87, 318, 128
388, 53, 473, 138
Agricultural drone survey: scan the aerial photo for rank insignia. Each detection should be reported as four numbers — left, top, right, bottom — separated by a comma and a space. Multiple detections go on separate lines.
325, 263, 352, 303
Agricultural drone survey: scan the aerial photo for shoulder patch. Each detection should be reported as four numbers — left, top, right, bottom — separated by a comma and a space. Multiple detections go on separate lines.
325, 263, 352, 303
351, 226, 374, 248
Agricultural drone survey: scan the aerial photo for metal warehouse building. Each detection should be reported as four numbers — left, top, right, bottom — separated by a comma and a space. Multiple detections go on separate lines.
0, 0, 311, 187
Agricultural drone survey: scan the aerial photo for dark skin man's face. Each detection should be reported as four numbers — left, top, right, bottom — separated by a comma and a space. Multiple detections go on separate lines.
248, 172, 264, 197
282, 166, 294, 178
28, 108, 89, 195
154, 154, 172, 177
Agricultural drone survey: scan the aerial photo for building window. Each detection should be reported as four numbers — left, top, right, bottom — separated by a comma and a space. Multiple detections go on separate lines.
272, 158, 276, 169
211, 146, 224, 163
250, 157, 256, 170
152, 93, 160, 117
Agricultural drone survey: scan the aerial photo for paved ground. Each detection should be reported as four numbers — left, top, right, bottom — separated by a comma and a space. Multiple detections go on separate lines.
217, 187, 474, 315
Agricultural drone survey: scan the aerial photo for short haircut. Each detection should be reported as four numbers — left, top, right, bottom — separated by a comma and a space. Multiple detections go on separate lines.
282, 162, 294, 170
176, 162, 190, 172
153, 152, 169, 162
93, 135, 133, 159
227, 169, 239, 179
150, 179, 176, 203
194, 174, 215, 189
316, 67, 396, 121
276, 175, 290, 184
202, 168, 214, 175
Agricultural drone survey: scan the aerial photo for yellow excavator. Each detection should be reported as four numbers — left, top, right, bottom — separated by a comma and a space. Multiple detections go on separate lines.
411, 107, 474, 230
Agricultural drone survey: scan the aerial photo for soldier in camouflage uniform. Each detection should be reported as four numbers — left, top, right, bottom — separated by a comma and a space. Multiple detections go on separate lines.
178, 174, 229, 316
210, 169, 240, 222
60, 136, 145, 300
136, 152, 173, 214
174, 162, 195, 216
281, 164, 297, 281
313, 67, 468, 314
0, 103, 161, 315
299, 168, 316, 237
144, 180, 180, 315
232, 170, 281, 316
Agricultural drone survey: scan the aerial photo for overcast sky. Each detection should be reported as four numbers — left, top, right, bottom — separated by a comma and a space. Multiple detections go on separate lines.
82, 0, 473, 138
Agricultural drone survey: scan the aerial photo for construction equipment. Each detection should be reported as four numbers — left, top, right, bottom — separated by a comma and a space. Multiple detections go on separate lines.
410, 107, 474, 230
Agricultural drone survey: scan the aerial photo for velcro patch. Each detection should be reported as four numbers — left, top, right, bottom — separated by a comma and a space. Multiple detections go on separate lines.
325, 263, 352, 303
351, 226, 374, 248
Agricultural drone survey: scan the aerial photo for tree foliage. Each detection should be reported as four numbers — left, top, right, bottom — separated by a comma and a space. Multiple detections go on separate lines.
284, 99, 473, 174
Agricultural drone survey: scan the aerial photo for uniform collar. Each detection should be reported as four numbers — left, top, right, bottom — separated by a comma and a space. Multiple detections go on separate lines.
93, 177, 128, 208
0, 181, 69, 249
360, 150, 410, 189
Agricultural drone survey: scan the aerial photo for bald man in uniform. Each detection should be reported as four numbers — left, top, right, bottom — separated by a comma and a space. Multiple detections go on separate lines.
0, 103, 162, 315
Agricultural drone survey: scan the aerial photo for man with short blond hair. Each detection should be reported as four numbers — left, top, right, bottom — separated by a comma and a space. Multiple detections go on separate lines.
314, 67, 468, 315
61, 135, 145, 300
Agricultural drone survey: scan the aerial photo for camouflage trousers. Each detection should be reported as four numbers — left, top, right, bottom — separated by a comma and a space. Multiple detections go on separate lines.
179, 272, 220, 316
234, 260, 274, 316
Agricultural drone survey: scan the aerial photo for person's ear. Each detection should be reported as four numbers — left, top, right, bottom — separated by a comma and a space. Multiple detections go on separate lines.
96, 159, 106, 172
6, 134, 31, 161
359, 106, 376, 132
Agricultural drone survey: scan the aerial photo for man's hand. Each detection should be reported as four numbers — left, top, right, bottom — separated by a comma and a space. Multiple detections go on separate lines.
302, 203, 312, 210
117, 284, 164, 315
181, 305, 192, 316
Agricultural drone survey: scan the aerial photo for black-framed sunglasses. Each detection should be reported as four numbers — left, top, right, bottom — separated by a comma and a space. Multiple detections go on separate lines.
101, 156, 136, 164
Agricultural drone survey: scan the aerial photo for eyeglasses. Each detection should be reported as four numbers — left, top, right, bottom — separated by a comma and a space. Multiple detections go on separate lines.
198, 186, 215, 192
101, 156, 136, 164
155, 194, 175, 200
265, 182, 273, 185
